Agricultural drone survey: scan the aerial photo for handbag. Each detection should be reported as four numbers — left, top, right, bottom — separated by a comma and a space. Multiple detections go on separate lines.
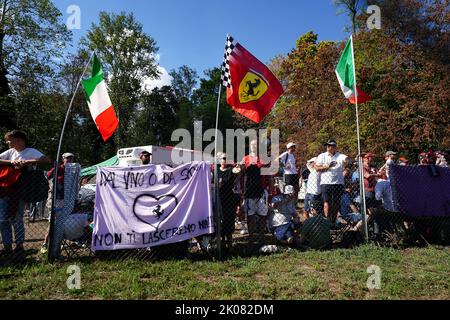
18, 167, 49, 203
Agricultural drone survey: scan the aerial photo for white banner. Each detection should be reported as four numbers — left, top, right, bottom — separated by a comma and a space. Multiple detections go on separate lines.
92, 161, 214, 250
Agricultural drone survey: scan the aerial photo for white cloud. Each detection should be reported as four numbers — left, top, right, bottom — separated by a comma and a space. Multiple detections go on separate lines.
142, 66, 172, 91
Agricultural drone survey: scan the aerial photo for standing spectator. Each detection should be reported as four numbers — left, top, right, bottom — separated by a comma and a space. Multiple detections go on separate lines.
375, 170, 395, 213
362, 152, 380, 212
279, 142, 299, 196
241, 139, 269, 240
314, 139, 349, 224
303, 157, 321, 219
382, 151, 397, 180
418, 152, 428, 165
398, 157, 409, 166
0, 130, 51, 256
217, 153, 240, 249
139, 150, 152, 165
47, 152, 75, 206
41, 152, 75, 254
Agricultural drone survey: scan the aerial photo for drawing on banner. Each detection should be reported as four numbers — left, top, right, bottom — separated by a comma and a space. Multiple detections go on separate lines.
133, 193, 179, 230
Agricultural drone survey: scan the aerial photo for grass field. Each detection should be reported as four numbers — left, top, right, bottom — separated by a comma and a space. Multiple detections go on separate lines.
0, 244, 449, 300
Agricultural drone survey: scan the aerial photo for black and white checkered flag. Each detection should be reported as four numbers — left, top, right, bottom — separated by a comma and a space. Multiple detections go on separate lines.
220, 34, 236, 88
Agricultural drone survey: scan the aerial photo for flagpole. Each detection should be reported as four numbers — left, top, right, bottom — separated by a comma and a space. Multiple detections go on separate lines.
350, 35, 369, 242
48, 52, 94, 262
213, 83, 223, 260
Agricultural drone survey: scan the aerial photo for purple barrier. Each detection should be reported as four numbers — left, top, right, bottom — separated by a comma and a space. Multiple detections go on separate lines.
390, 165, 450, 217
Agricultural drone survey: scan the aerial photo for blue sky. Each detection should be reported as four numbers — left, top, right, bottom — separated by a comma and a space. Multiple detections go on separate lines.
54, 0, 350, 84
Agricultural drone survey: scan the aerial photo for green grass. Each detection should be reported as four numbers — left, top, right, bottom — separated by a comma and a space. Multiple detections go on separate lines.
0, 244, 449, 299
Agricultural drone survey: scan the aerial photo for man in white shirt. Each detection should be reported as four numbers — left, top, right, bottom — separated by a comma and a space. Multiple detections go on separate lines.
314, 139, 349, 224
0, 130, 50, 255
279, 142, 299, 196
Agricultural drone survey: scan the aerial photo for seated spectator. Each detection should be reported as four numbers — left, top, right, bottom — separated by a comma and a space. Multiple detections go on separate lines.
299, 215, 332, 250
339, 183, 362, 230
267, 185, 296, 245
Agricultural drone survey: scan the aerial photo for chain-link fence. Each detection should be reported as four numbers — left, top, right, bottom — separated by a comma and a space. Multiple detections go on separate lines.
1, 154, 449, 265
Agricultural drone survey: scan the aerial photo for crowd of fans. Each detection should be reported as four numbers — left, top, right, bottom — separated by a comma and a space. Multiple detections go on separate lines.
1, 129, 449, 258
215, 139, 450, 251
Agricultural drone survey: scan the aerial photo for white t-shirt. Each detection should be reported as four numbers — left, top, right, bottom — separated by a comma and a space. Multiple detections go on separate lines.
280, 152, 297, 175
316, 151, 348, 185
306, 170, 321, 195
0, 147, 44, 161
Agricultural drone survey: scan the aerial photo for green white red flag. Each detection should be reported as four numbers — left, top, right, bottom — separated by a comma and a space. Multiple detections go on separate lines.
82, 55, 119, 142
335, 37, 371, 104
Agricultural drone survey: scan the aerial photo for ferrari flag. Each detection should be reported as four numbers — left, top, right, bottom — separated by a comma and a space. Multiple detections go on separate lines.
220, 35, 284, 123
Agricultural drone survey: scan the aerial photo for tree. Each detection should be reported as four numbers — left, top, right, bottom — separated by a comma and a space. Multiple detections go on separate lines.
81, 11, 160, 148
169, 65, 198, 101
0, 0, 70, 129
131, 86, 178, 147
266, 0, 449, 165
333, 0, 367, 33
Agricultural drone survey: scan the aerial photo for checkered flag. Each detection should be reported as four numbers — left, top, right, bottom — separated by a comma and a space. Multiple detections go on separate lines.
220, 34, 236, 88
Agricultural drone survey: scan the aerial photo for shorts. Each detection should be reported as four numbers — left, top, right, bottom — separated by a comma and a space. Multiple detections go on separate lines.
244, 197, 268, 216
304, 193, 322, 212
321, 184, 344, 207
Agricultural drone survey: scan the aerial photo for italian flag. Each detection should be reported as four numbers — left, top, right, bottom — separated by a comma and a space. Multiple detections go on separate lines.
82, 54, 119, 142
335, 36, 371, 104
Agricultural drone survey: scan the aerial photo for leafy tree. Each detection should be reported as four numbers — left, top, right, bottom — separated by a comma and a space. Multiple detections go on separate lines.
81, 11, 160, 148
0, 0, 70, 129
333, 0, 368, 33
169, 65, 198, 101
130, 86, 178, 147
266, 0, 449, 165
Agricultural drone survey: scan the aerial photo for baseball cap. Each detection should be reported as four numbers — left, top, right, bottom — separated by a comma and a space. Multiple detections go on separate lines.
324, 139, 337, 146
284, 185, 294, 194
62, 152, 74, 159
385, 151, 397, 157
286, 142, 296, 149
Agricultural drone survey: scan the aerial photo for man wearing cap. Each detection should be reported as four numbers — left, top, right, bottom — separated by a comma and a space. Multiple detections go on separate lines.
314, 139, 349, 224
279, 142, 299, 196
383, 151, 397, 180
42, 152, 75, 253
139, 150, 152, 165
47, 152, 75, 200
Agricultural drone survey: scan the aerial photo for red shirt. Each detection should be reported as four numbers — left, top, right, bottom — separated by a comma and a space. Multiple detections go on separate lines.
47, 164, 65, 184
